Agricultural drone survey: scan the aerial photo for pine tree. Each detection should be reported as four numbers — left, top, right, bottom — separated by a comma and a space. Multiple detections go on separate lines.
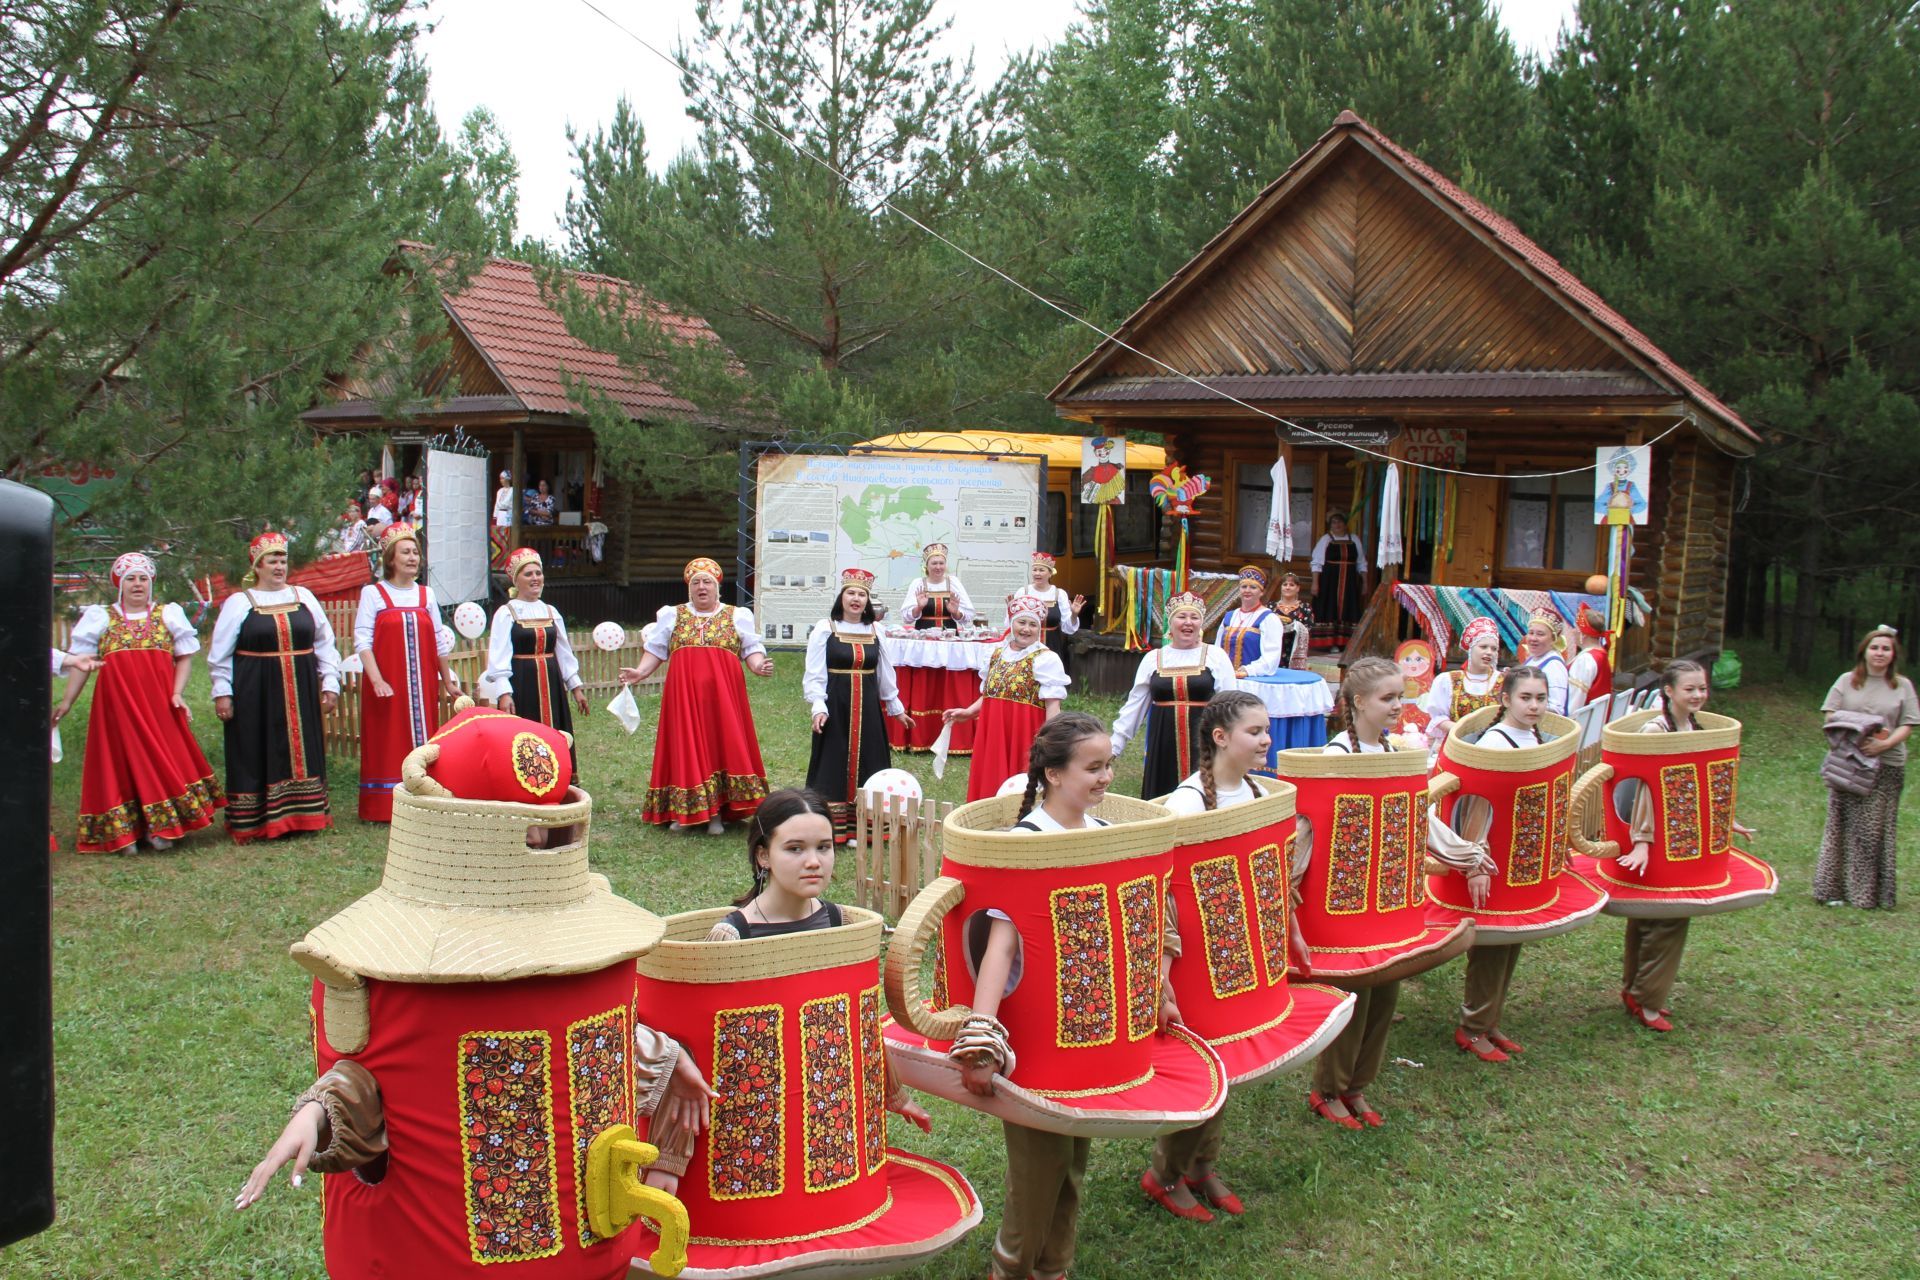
0, 0, 476, 583
1569, 0, 1920, 672
559, 0, 1050, 478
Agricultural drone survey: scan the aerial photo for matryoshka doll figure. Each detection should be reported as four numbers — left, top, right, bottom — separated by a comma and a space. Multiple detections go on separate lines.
237, 707, 698, 1280
629, 906, 982, 1278
883, 793, 1227, 1137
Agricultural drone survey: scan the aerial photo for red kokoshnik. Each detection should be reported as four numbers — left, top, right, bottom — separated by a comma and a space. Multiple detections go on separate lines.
884, 795, 1227, 1137
1568, 710, 1778, 917
1272, 746, 1473, 986
1423, 708, 1610, 942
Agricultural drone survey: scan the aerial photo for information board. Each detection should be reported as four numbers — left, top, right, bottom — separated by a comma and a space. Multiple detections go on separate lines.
753, 449, 1043, 644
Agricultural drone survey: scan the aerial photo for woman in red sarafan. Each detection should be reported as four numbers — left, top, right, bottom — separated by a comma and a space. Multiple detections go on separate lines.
944, 595, 1069, 803
352, 524, 460, 822
619, 557, 774, 833
56, 550, 224, 853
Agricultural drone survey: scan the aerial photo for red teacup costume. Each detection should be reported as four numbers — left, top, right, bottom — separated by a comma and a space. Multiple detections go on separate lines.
1273, 747, 1472, 986
1159, 785, 1354, 1085
1569, 710, 1776, 917
1568, 710, 1775, 1028
884, 795, 1227, 1138
1424, 709, 1610, 943
283, 709, 694, 1279
1423, 708, 1610, 1049
629, 907, 980, 1278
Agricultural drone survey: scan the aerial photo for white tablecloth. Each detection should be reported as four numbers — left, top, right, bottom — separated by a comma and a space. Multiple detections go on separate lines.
880, 632, 1001, 674
1242, 670, 1335, 719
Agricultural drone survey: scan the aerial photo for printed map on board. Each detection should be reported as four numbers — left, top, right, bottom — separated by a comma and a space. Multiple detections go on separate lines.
840, 484, 956, 590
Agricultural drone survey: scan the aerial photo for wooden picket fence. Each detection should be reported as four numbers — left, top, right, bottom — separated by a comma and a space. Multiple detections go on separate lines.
851, 792, 954, 924
316, 600, 661, 756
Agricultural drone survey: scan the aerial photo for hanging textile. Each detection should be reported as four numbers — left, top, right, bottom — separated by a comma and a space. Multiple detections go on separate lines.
1377, 463, 1404, 570
1265, 455, 1293, 561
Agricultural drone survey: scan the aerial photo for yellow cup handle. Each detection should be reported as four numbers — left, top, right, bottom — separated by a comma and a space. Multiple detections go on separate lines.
585, 1124, 691, 1278
1567, 763, 1620, 860
883, 875, 972, 1041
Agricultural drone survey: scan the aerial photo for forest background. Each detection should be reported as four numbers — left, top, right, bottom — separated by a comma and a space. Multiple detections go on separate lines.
4, 0, 1917, 674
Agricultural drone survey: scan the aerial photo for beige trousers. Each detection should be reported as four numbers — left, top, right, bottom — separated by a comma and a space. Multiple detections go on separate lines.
1460, 942, 1523, 1035
1622, 918, 1690, 1012
1150, 1110, 1225, 1184
1311, 980, 1401, 1095
992, 1121, 1091, 1280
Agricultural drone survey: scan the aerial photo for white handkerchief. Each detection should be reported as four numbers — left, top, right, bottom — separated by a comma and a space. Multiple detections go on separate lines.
607, 685, 641, 735
930, 721, 954, 779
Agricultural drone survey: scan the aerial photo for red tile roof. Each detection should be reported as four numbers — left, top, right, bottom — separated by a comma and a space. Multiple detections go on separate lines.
1049, 113, 1757, 447
404, 244, 725, 420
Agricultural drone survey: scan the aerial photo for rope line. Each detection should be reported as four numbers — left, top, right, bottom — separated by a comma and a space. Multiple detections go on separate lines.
573, 0, 1691, 479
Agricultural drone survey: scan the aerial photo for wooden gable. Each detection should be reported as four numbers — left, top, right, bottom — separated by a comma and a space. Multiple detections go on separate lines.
1096, 143, 1631, 381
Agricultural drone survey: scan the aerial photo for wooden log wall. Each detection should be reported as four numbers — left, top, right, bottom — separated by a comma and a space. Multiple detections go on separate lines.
600, 473, 737, 587
1155, 417, 1729, 671
1648, 432, 1734, 664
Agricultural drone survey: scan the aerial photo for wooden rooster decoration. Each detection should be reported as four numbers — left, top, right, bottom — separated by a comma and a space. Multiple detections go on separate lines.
1148, 465, 1211, 589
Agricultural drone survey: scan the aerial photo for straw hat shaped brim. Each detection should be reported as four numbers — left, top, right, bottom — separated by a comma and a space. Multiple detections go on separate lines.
293, 746, 663, 986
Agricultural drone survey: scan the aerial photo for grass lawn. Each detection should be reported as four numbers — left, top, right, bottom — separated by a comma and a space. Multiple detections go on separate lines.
11, 642, 1918, 1279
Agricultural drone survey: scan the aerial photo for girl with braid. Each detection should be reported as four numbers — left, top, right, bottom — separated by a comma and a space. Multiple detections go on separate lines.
1452, 666, 1551, 1064
1144, 691, 1309, 1221
952, 713, 1183, 1280
1613, 660, 1755, 1032
1309, 657, 1408, 1127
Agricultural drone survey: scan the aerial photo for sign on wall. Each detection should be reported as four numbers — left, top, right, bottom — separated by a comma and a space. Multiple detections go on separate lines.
424, 447, 489, 606
753, 450, 1043, 644
1594, 444, 1651, 525
1080, 435, 1127, 504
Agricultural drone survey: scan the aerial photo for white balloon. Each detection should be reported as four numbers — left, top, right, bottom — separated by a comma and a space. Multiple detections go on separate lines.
995, 773, 1029, 798
592, 621, 627, 652
452, 601, 488, 640
862, 768, 922, 801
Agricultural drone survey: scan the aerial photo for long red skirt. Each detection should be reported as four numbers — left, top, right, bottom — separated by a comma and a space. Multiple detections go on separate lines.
357, 597, 441, 822
888, 665, 978, 753
76, 648, 224, 853
966, 697, 1044, 803
643, 646, 769, 825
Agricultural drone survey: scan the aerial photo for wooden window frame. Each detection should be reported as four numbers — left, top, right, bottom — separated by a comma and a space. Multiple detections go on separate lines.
1494, 460, 1604, 590
1222, 445, 1326, 569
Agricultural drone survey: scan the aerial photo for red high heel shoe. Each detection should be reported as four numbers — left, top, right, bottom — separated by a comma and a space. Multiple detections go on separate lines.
1185, 1175, 1246, 1216
1307, 1089, 1362, 1130
1622, 991, 1673, 1032
1141, 1169, 1214, 1222
1489, 1031, 1525, 1055
1455, 1026, 1510, 1063
1341, 1093, 1384, 1128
